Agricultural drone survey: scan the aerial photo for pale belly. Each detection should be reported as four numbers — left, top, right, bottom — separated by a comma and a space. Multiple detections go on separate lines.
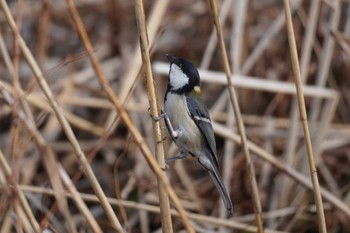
164, 94, 201, 155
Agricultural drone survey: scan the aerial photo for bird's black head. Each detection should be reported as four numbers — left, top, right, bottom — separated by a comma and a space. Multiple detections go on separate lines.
166, 54, 200, 94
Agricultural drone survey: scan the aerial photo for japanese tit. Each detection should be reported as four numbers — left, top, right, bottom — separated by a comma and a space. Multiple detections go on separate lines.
159, 54, 233, 216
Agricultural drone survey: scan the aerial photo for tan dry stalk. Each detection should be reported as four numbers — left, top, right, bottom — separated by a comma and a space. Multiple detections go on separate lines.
17, 208, 32, 233
0, 1, 124, 232
58, 165, 103, 233
21, 185, 289, 233
36, 0, 51, 67
118, 0, 169, 103
310, 0, 340, 122
242, 0, 302, 75
0, 150, 40, 233
213, 121, 350, 218
1, 212, 13, 233
208, 0, 264, 231
2, 30, 77, 232
279, 0, 322, 211
0, 81, 105, 136
134, 0, 174, 232
283, 1, 327, 232
65, 0, 194, 231
106, 0, 169, 128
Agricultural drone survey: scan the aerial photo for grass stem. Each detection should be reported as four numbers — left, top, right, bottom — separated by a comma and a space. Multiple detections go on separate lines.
281, 1, 327, 232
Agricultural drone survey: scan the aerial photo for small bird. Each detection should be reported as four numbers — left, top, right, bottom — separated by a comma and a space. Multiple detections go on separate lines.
156, 54, 233, 216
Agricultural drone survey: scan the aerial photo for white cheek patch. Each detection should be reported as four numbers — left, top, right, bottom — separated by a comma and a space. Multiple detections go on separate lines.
169, 64, 189, 90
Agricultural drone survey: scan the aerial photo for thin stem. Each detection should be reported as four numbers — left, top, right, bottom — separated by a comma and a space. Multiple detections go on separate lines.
283, 1, 327, 232
21, 185, 287, 233
58, 165, 103, 233
134, 0, 175, 232
0, 150, 40, 233
208, 0, 264, 232
65, 0, 194, 231
0, 1, 124, 231
213, 121, 350, 219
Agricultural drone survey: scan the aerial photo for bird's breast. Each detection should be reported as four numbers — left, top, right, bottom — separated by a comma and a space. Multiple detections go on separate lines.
164, 93, 201, 155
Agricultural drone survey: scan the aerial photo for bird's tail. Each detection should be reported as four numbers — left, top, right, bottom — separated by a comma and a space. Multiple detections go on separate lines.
208, 165, 233, 217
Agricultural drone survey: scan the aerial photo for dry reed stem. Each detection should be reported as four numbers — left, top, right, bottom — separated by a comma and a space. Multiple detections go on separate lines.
241, 0, 302, 75
0, 30, 35, 124
36, 0, 51, 67
218, 0, 248, 220
310, 0, 340, 121
0, 31, 14, 72
2, 23, 77, 230
106, 0, 168, 128
113, 146, 131, 232
0, 1, 124, 231
289, 93, 339, 227
208, 0, 264, 231
200, 0, 233, 69
0, 150, 40, 233
299, 0, 321, 81
16, 208, 30, 233
118, 0, 168, 103
164, 146, 205, 213
220, 105, 235, 219
0, 81, 105, 136
280, 0, 322, 210
230, 0, 247, 73
65, 0, 194, 231
10, 7, 23, 226
39, 147, 78, 233
20, 185, 288, 233
1, 211, 13, 233
283, 0, 327, 232
134, 0, 174, 231
213, 122, 350, 219
10, 7, 25, 231
3, 3, 76, 229
153, 62, 338, 99
58, 165, 103, 233
332, 30, 350, 55
174, 161, 206, 214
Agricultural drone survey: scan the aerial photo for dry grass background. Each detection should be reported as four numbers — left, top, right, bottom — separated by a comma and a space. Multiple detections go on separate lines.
0, 0, 350, 232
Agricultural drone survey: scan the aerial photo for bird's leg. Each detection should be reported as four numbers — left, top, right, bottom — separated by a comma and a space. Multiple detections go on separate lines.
166, 151, 188, 163
151, 110, 180, 140
151, 110, 166, 121
164, 151, 188, 170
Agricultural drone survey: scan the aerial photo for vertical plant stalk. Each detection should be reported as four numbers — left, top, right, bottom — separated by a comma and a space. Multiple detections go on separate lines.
134, 0, 173, 232
0, 1, 124, 232
58, 165, 103, 233
0, 150, 40, 233
208, 0, 264, 232
105, 0, 168, 129
279, 0, 321, 210
283, 1, 327, 232
4, 16, 77, 229
65, 0, 194, 231
310, 0, 340, 122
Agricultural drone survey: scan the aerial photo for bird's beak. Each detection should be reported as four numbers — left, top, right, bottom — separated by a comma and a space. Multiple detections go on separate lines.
166, 54, 176, 63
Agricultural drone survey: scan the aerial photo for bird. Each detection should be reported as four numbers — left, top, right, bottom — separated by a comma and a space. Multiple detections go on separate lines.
155, 54, 233, 216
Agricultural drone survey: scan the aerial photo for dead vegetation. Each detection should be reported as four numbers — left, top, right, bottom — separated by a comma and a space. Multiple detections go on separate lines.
1, 0, 350, 232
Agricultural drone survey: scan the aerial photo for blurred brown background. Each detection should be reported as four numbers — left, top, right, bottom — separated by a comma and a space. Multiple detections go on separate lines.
1, 0, 350, 232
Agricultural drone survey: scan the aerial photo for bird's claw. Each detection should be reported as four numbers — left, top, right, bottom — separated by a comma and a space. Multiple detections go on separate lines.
161, 162, 170, 171
156, 137, 167, 144
150, 110, 166, 122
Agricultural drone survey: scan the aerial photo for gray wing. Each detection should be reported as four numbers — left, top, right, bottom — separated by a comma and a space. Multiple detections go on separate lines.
186, 96, 219, 167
